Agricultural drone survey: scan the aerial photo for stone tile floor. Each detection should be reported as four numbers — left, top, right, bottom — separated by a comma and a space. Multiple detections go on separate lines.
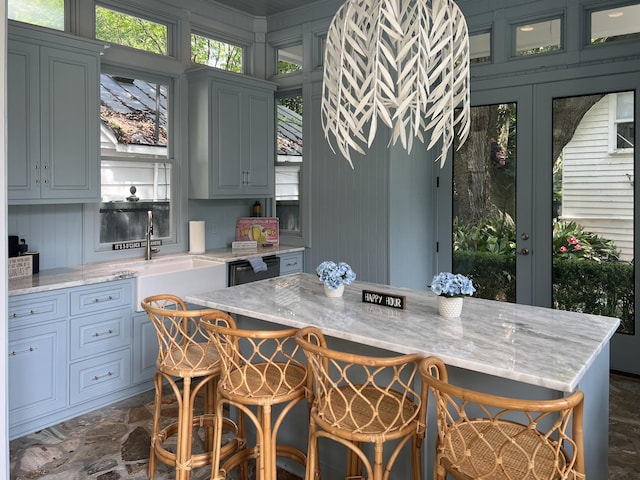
9, 373, 640, 479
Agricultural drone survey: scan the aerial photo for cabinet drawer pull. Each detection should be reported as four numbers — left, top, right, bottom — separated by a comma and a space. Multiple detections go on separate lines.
10, 309, 35, 318
285, 261, 298, 267
92, 371, 113, 381
9, 347, 35, 356
93, 295, 114, 303
92, 329, 114, 337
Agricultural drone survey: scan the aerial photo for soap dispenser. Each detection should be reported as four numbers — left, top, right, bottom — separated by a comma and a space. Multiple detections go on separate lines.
251, 201, 262, 217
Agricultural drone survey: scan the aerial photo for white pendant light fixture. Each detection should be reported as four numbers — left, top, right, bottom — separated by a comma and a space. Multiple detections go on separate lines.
322, 0, 471, 168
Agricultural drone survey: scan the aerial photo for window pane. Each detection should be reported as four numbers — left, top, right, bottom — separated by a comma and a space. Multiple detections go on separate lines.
552, 93, 634, 335
470, 32, 491, 64
278, 45, 303, 74
9, 0, 64, 30
515, 18, 562, 56
452, 103, 517, 303
100, 73, 171, 245
95, 6, 167, 55
100, 74, 168, 156
591, 4, 640, 44
191, 33, 243, 73
276, 95, 303, 232
617, 92, 634, 120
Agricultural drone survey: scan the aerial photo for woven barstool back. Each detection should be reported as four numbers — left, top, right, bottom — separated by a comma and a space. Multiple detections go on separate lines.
141, 295, 239, 480
295, 326, 427, 480
419, 356, 586, 480
201, 315, 308, 480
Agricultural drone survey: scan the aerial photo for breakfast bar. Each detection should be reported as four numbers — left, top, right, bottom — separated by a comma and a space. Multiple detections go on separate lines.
188, 272, 620, 479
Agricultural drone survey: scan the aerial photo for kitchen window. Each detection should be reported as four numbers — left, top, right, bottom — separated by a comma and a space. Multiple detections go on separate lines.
99, 71, 175, 246
276, 92, 303, 233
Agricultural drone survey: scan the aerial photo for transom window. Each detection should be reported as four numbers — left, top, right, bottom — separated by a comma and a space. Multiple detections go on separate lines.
191, 32, 243, 72
277, 44, 303, 75
591, 3, 640, 44
8, 0, 64, 30
514, 18, 562, 56
470, 31, 491, 64
95, 5, 169, 56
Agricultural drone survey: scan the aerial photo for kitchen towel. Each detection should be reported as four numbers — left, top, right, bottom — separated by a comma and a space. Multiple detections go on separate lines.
189, 221, 206, 254
248, 256, 267, 273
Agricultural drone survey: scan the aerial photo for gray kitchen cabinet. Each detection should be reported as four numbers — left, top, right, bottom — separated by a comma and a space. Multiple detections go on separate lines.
132, 311, 159, 384
8, 292, 69, 434
188, 68, 276, 198
278, 251, 304, 274
7, 22, 101, 204
7, 279, 155, 440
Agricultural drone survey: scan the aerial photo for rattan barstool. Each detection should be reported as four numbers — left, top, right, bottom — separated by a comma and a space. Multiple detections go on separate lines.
201, 314, 308, 480
295, 326, 427, 480
419, 356, 586, 480
141, 295, 240, 480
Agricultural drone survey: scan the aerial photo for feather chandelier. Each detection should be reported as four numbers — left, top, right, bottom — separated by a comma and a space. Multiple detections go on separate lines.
321, 0, 471, 168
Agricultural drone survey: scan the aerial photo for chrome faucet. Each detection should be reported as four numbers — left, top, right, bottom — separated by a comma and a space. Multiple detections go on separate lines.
145, 210, 159, 260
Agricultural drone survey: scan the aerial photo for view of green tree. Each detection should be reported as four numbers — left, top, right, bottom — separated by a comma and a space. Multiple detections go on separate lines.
191, 34, 242, 73
278, 60, 302, 75
95, 6, 167, 55
8, 0, 64, 30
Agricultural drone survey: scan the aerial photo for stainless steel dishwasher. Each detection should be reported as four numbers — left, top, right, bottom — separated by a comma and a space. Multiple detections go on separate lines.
227, 255, 280, 286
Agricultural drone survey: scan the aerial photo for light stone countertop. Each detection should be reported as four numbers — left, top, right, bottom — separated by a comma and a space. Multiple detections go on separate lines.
7, 246, 304, 296
188, 272, 620, 392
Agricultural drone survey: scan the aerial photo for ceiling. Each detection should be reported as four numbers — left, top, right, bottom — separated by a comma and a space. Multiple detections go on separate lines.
203, 0, 323, 17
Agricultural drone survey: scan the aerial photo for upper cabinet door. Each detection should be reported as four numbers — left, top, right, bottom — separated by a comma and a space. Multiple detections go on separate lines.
188, 69, 276, 199
7, 40, 41, 201
39, 47, 99, 201
7, 24, 101, 204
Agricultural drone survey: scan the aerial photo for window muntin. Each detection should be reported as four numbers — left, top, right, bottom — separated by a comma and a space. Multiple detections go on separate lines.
591, 4, 640, 44
470, 32, 491, 64
95, 5, 168, 56
514, 18, 562, 56
191, 32, 243, 73
276, 93, 303, 233
99, 72, 174, 246
277, 44, 303, 75
610, 92, 635, 152
8, 0, 64, 30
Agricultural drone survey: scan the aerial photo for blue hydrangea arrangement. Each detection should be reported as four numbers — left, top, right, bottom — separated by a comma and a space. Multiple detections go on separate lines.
316, 261, 356, 290
430, 272, 476, 297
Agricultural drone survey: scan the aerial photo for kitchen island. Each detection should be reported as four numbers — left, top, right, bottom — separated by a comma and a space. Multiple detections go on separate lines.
188, 273, 619, 479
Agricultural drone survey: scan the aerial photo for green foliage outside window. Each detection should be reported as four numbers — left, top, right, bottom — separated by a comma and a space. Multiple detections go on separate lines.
95, 6, 167, 55
9, 0, 64, 30
191, 33, 243, 73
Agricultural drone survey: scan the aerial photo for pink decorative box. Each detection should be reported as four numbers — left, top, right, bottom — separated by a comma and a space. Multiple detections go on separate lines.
236, 217, 279, 245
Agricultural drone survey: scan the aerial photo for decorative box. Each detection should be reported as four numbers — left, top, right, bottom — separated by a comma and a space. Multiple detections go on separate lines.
236, 217, 279, 245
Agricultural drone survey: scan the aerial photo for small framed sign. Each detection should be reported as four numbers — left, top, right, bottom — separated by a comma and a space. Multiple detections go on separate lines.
362, 289, 407, 310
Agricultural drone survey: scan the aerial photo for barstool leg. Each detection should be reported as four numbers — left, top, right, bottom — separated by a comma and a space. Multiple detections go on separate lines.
149, 371, 163, 479
176, 376, 193, 480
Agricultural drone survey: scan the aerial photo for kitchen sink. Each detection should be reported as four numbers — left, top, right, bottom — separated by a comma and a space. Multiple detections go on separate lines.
110, 255, 227, 311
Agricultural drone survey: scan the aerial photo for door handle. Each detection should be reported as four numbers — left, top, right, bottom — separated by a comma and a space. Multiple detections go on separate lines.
516, 248, 530, 255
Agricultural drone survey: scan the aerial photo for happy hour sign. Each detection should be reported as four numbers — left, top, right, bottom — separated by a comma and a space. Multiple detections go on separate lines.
362, 289, 407, 310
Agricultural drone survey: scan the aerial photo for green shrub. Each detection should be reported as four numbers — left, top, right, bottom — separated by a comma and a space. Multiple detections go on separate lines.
453, 250, 516, 302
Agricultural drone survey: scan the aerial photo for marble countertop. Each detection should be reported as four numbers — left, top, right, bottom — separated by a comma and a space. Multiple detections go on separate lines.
188, 273, 620, 392
8, 246, 304, 296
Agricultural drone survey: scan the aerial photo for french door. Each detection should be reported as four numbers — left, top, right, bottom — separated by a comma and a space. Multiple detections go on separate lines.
440, 76, 639, 375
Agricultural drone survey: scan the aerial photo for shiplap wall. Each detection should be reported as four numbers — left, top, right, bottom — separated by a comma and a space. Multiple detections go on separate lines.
561, 95, 634, 261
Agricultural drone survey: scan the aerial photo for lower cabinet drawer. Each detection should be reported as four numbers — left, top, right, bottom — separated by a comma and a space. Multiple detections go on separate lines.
69, 349, 131, 404
279, 251, 304, 274
69, 308, 131, 361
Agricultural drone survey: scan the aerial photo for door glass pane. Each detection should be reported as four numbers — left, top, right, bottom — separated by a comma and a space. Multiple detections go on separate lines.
552, 93, 634, 334
276, 94, 303, 233
453, 103, 517, 302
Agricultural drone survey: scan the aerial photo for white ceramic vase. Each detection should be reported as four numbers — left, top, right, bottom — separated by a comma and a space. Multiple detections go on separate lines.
437, 296, 463, 318
324, 283, 344, 298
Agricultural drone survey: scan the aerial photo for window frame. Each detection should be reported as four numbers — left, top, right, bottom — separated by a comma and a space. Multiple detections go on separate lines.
609, 91, 635, 154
